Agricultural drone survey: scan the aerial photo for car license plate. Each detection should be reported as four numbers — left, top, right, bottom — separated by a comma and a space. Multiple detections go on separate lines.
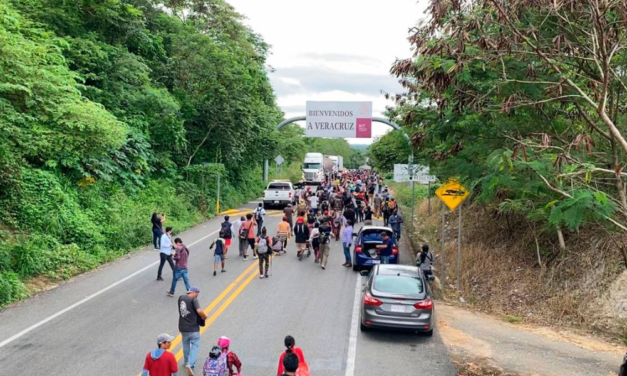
274, 201, 279, 204
390, 305, 405, 313
372, 260, 381, 264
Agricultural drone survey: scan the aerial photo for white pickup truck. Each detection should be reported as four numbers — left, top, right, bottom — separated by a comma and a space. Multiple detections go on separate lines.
263, 181, 294, 209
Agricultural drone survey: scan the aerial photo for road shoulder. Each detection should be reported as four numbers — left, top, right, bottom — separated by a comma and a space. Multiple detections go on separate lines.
437, 303, 623, 376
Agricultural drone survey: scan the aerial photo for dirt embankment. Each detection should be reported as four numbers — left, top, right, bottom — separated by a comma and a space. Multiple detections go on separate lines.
401, 196, 627, 341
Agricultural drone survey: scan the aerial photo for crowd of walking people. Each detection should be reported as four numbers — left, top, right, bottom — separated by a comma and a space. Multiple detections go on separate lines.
142, 169, 429, 375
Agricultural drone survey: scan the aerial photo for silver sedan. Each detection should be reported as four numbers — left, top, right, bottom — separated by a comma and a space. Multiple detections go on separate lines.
360, 264, 435, 336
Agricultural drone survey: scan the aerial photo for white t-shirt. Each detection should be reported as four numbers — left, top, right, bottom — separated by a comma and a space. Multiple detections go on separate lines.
309, 196, 319, 209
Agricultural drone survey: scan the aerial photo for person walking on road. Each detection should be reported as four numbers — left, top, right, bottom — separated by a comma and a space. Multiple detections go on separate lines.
318, 218, 332, 269
278, 353, 299, 376
331, 212, 342, 242
308, 193, 319, 216
382, 199, 391, 227
235, 215, 246, 257
342, 220, 354, 268
277, 335, 306, 376
157, 227, 175, 281
293, 217, 310, 261
221, 216, 233, 259
389, 211, 404, 240
255, 227, 272, 279
277, 216, 291, 252
376, 232, 394, 264
374, 194, 382, 218
167, 238, 191, 296
363, 205, 373, 225
178, 287, 207, 376
140, 333, 178, 376
309, 222, 320, 263
216, 336, 242, 376
418, 244, 434, 278
239, 213, 257, 261
283, 204, 294, 235
209, 231, 227, 276
151, 212, 164, 250
254, 203, 266, 237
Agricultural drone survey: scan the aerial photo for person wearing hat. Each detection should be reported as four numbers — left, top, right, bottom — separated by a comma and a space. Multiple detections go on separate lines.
293, 215, 310, 261
140, 333, 178, 376
217, 336, 242, 376
178, 287, 207, 376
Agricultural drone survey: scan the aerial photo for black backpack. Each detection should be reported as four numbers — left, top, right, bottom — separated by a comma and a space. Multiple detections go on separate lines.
221, 222, 232, 238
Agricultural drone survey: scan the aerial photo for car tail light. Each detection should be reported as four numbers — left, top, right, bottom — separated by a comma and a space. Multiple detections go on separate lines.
392, 246, 398, 256
364, 293, 382, 306
414, 298, 433, 310
355, 245, 362, 253
289, 192, 292, 198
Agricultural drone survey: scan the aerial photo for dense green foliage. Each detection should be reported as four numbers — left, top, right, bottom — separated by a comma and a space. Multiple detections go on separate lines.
371, 0, 627, 253
0, 0, 283, 306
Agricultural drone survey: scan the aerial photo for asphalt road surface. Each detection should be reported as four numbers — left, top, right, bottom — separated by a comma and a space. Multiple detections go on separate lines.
0, 200, 456, 376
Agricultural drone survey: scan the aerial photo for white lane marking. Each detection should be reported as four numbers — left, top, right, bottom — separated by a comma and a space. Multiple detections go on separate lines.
345, 273, 362, 376
0, 226, 222, 349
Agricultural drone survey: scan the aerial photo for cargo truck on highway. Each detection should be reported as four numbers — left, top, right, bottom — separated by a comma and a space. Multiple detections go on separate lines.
302, 152, 324, 186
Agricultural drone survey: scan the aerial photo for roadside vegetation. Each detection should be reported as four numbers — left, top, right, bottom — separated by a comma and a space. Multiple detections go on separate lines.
371, 1, 627, 338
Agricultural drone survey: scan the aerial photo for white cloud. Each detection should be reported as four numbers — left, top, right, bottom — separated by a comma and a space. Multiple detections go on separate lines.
228, 0, 429, 144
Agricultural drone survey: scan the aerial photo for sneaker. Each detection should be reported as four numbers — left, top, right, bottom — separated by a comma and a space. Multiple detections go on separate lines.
221, 269, 226, 273
265, 274, 269, 278
154, 248, 159, 251
243, 256, 249, 261
342, 262, 348, 267
259, 275, 265, 279
166, 291, 174, 297
315, 259, 319, 264
213, 271, 217, 276
346, 263, 353, 268
156, 277, 164, 281
185, 365, 195, 376
321, 265, 326, 270
253, 255, 258, 259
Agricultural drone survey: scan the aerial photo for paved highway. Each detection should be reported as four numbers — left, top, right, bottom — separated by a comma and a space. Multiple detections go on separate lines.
0, 200, 456, 376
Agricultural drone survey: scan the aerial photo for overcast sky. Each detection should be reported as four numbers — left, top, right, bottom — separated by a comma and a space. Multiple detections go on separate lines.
227, 0, 428, 144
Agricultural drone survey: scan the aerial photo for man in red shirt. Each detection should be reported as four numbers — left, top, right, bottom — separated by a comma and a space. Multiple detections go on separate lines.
141, 333, 178, 376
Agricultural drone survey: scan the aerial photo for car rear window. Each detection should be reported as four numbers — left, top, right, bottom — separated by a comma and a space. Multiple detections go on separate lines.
268, 183, 291, 190
373, 276, 424, 295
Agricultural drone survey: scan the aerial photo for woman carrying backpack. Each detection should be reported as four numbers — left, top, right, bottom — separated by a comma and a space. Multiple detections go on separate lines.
255, 227, 272, 279
221, 216, 233, 260
293, 217, 310, 261
418, 244, 434, 278
217, 336, 242, 376
309, 222, 320, 263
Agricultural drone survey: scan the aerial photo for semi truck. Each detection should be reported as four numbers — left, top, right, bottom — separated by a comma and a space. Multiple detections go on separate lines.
302, 152, 324, 185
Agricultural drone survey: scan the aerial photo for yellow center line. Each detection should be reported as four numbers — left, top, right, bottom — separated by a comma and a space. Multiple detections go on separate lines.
173, 265, 260, 362
135, 261, 259, 376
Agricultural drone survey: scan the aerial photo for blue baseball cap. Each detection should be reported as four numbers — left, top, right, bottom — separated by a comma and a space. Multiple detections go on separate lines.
187, 286, 200, 293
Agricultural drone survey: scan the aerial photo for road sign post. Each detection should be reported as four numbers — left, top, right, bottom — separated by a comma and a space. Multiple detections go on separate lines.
457, 203, 462, 291
441, 203, 446, 282
216, 173, 221, 214
435, 180, 469, 291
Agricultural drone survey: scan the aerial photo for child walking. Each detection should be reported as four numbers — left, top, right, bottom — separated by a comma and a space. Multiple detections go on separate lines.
210, 230, 227, 276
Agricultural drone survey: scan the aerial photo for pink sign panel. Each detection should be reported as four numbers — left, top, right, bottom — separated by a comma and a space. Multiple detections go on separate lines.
356, 118, 372, 138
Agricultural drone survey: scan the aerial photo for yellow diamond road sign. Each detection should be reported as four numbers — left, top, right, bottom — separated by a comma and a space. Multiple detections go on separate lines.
436, 180, 469, 211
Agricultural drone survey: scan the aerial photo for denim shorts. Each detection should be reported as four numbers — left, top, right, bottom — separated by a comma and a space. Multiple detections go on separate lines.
214, 254, 223, 263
